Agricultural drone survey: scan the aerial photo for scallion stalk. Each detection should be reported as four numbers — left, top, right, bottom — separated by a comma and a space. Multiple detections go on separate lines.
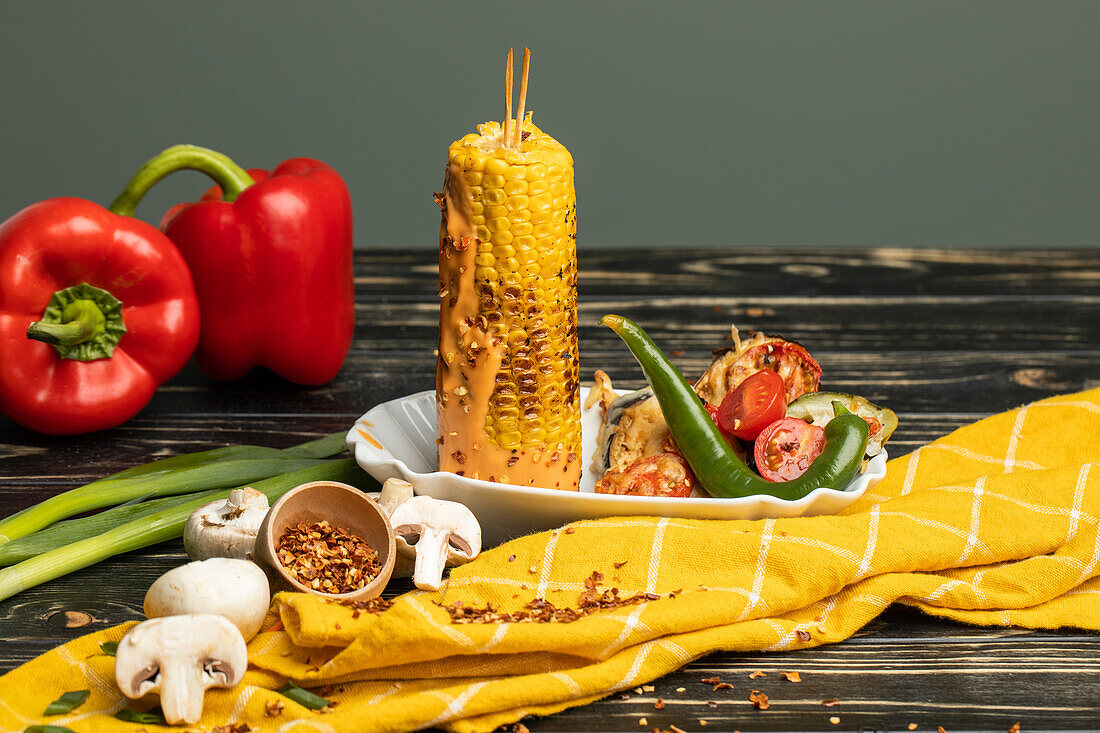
0, 432, 348, 545
0, 458, 373, 602
0, 490, 221, 566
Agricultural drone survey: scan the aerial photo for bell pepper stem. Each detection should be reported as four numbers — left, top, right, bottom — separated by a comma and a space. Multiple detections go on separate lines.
109, 144, 256, 217
27, 299, 106, 346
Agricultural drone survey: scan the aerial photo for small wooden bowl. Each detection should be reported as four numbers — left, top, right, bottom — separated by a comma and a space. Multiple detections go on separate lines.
255, 480, 396, 601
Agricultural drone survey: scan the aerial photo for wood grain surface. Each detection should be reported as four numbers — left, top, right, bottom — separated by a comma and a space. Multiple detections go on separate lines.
1, 248, 1097, 732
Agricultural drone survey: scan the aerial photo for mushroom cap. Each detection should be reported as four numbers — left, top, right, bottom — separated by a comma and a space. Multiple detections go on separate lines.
115, 614, 246, 725
184, 488, 270, 561
389, 495, 481, 561
377, 478, 414, 516
144, 557, 270, 641
389, 495, 481, 590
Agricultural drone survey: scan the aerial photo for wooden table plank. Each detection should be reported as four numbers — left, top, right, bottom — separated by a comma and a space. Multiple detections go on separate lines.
0, 248, 1096, 731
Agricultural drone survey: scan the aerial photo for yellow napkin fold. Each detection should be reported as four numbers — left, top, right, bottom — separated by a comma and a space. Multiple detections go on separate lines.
3, 387, 1099, 733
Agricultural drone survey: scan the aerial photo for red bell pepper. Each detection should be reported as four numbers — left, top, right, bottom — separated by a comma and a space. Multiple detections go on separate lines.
110, 145, 353, 385
0, 198, 200, 435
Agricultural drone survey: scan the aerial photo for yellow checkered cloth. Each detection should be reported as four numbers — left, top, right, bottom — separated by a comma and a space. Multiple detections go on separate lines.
3, 387, 1100, 732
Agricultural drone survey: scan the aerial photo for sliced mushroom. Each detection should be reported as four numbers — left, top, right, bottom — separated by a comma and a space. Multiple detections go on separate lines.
115, 614, 246, 725
183, 488, 270, 561
389, 495, 481, 591
144, 558, 270, 641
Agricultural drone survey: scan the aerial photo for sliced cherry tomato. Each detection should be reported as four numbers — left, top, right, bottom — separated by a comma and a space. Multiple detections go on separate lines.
716, 369, 786, 441
753, 417, 826, 482
595, 452, 694, 497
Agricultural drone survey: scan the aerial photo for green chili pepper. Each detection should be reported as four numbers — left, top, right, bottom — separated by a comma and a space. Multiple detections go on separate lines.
601, 315, 869, 500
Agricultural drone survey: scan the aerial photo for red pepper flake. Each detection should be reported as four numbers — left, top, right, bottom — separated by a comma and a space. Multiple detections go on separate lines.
614, 561, 628, 569
276, 520, 381, 594
329, 596, 394, 619
749, 690, 769, 710
700, 677, 721, 685
512, 724, 530, 733
705, 701, 718, 709
564, 527, 576, 534
749, 670, 766, 679
1008, 725, 1021, 733
670, 349, 685, 357
713, 682, 734, 691
796, 629, 812, 641
822, 698, 840, 707
654, 698, 666, 710
508, 555, 516, 562
781, 671, 801, 683
620, 693, 631, 701
264, 700, 284, 717
938, 728, 948, 733
669, 726, 686, 733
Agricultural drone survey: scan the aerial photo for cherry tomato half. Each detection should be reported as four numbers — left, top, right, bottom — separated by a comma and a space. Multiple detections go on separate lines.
716, 369, 787, 441
595, 452, 695, 497
753, 417, 826, 482
740, 341, 822, 402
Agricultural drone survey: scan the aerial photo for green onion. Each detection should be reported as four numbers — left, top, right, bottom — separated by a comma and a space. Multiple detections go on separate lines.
115, 707, 166, 724
0, 491, 222, 566
277, 681, 331, 710
44, 690, 90, 715
25, 726, 77, 733
99, 641, 118, 656
0, 458, 372, 602
0, 432, 348, 545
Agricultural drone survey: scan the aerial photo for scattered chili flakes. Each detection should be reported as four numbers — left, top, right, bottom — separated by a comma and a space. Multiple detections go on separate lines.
528, 565, 538, 574
781, 671, 802, 683
749, 690, 769, 710
264, 699, 285, 717
822, 698, 841, 707
614, 561, 628, 569
318, 701, 339, 714
1008, 725, 1021, 733
329, 596, 394, 618
620, 693, 632, 701
796, 629, 812, 641
508, 555, 516, 562
749, 670, 766, 679
908, 726, 918, 731
210, 725, 252, 733
440, 571, 664, 623
705, 701, 718, 709
938, 728, 948, 733
654, 698, 666, 710
713, 682, 734, 691
638, 718, 648, 726
512, 724, 530, 733
668, 726, 687, 733
700, 676, 721, 685
276, 520, 381, 594
564, 527, 575, 534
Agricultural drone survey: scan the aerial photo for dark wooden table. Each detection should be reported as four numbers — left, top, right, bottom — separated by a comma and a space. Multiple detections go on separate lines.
2, 248, 1098, 732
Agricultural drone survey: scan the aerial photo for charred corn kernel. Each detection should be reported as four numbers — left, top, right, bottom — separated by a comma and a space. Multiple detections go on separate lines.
436, 115, 580, 491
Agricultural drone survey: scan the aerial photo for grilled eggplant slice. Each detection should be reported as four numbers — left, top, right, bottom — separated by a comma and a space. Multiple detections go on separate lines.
787, 392, 898, 456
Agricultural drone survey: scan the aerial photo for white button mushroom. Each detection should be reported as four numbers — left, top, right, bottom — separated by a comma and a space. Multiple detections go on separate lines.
184, 488, 270, 561
115, 614, 247, 725
377, 477, 414, 516
144, 558, 270, 641
388, 495, 481, 591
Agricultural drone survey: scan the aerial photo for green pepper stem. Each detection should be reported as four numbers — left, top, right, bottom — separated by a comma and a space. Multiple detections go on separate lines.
108, 144, 256, 217
26, 299, 105, 346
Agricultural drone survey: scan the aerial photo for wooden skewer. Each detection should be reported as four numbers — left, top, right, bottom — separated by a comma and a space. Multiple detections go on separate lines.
504, 48, 514, 148
512, 47, 531, 148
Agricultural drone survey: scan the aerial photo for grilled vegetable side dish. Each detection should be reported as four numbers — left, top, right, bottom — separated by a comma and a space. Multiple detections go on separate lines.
600, 315, 871, 500
596, 327, 821, 478
594, 318, 894, 498
436, 49, 581, 491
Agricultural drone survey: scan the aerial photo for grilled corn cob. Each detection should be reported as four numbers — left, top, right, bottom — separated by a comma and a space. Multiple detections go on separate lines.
436, 115, 581, 490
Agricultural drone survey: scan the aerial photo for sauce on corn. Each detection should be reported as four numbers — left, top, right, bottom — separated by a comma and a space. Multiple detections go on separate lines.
437, 117, 581, 490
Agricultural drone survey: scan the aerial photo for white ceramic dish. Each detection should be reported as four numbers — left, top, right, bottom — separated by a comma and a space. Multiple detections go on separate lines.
347, 389, 887, 545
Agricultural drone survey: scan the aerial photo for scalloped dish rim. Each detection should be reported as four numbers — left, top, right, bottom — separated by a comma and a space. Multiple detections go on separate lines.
346, 388, 887, 515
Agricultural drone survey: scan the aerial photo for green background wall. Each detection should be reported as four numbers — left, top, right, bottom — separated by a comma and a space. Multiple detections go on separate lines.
2, 1, 1097, 249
